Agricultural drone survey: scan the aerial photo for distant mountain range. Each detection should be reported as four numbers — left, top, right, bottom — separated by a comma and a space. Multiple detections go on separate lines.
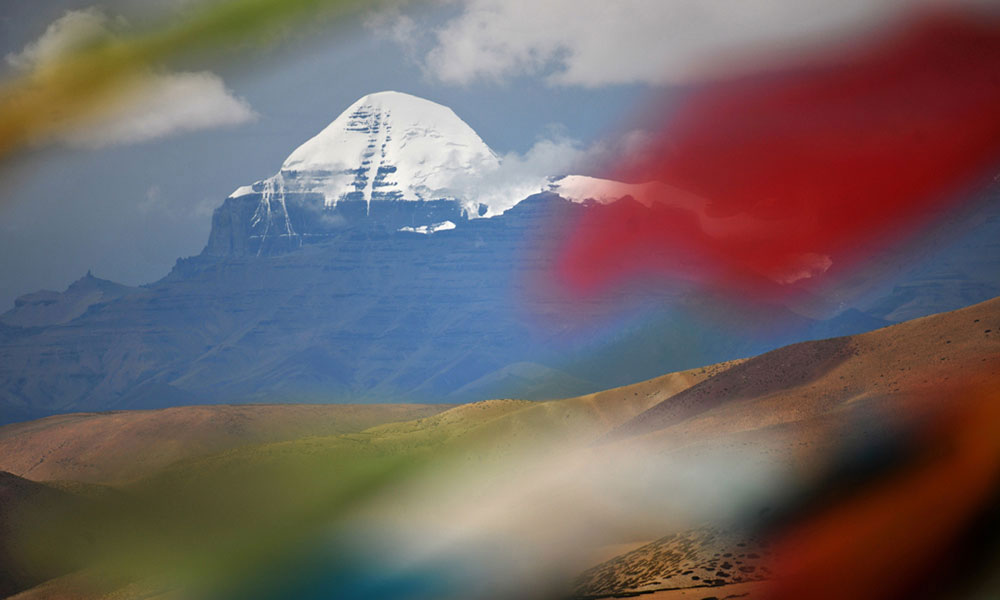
1, 91, 997, 424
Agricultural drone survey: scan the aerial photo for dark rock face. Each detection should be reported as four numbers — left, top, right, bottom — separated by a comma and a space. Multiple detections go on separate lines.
1, 186, 996, 425
203, 189, 468, 257
1, 272, 138, 328
0, 196, 674, 420
0, 195, 599, 420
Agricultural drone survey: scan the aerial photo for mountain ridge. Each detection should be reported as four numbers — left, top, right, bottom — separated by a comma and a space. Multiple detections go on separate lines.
0, 92, 996, 425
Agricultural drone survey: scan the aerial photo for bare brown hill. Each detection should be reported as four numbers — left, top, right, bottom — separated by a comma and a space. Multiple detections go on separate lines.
2, 298, 997, 600
0, 403, 448, 485
573, 528, 772, 598
577, 297, 999, 599
608, 295, 999, 446
0, 472, 89, 598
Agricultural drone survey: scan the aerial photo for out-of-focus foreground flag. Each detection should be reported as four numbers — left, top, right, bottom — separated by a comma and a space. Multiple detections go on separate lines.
557, 6, 1000, 303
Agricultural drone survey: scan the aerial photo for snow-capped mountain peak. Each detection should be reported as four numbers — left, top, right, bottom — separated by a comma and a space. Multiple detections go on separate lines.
249, 91, 500, 214
216, 91, 696, 255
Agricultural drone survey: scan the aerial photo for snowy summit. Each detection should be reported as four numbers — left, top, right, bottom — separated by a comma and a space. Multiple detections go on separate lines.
232, 91, 500, 216
226, 91, 668, 232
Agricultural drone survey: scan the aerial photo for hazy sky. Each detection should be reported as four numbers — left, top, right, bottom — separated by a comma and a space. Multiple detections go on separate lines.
0, 0, 941, 309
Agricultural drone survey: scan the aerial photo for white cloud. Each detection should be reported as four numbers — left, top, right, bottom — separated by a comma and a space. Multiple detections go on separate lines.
412, 0, 944, 86
768, 253, 834, 285
447, 135, 586, 216
139, 184, 163, 213
139, 183, 218, 221
58, 70, 256, 148
7, 9, 256, 149
365, 6, 421, 55
446, 129, 653, 216
6, 8, 114, 70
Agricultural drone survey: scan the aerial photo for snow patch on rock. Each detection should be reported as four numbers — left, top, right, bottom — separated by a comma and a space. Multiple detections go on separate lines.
398, 221, 457, 235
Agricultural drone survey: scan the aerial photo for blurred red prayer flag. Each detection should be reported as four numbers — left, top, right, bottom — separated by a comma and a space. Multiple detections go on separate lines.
558, 9, 1000, 300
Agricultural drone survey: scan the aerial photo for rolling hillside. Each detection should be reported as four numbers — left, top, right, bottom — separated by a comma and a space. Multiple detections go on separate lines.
1, 297, 997, 600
